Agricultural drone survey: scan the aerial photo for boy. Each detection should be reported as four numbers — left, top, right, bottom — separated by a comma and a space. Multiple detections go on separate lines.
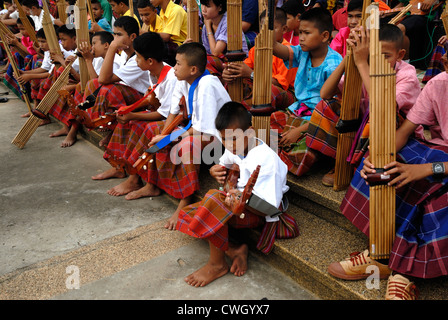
281, 0, 304, 46
329, 53, 448, 300
98, 31, 178, 192
329, 0, 362, 57
125, 42, 231, 232
176, 101, 299, 287
310, 24, 422, 186
21, 0, 62, 29
108, 0, 140, 27
137, 0, 163, 34
80, 16, 150, 150
270, 7, 342, 177
222, 8, 295, 111
150, 0, 187, 65
89, 0, 113, 33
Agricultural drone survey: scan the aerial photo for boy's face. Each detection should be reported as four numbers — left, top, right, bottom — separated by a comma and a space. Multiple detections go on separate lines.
113, 26, 134, 48
138, 7, 157, 26
219, 125, 254, 156
298, 20, 328, 52
286, 13, 300, 32
58, 33, 77, 51
174, 53, 193, 81
22, 5, 37, 15
135, 51, 151, 70
37, 38, 49, 51
109, 0, 126, 15
91, 35, 108, 57
91, 3, 104, 20
347, 9, 362, 30
381, 40, 405, 68
17, 24, 29, 37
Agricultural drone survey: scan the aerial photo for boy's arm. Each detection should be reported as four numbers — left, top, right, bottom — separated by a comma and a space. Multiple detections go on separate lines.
98, 40, 122, 84
347, 27, 370, 96
320, 54, 347, 99
273, 41, 292, 62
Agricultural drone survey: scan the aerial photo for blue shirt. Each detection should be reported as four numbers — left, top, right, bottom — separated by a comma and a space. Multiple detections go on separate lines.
286, 45, 342, 120
88, 17, 113, 33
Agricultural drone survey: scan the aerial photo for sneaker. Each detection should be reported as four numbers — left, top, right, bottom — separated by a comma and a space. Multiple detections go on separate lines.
322, 168, 335, 187
327, 249, 391, 280
385, 274, 419, 300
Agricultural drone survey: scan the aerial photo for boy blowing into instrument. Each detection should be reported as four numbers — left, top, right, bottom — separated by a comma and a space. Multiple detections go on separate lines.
176, 101, 298, 287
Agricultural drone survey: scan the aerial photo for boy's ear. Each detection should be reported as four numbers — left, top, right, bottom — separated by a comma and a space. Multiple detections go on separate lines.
397, 48, 406, 61
190, 65, 198, 76
321, 30, 330, 43
282, 25, 288, 34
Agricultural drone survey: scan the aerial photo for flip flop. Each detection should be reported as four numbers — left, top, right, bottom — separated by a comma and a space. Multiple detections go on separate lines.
0, 97, 9, 103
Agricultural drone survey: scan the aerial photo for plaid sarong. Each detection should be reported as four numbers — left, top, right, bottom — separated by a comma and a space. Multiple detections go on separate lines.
37, 66, 58, 100
241, 78, 295, 112
340, 138, 448, 279
206, 54, 225, 81
422, 43, 447, 84
3, 52, 34, 99
270, 110, 318, 177
306, 99, 341, 159
177, 189, 298, 253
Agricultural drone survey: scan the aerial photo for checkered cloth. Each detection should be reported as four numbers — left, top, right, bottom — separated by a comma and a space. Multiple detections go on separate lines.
341, 138, 448, 279
36, 67, 58, 101
270, 110, 318, 177
422, 43, 447, 84
3, 52, 34, 100
206, 54, 225, 81
177, 189, 299, 254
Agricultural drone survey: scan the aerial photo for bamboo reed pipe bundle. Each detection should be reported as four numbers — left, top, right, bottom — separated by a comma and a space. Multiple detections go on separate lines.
333, 0, 370, 191
129, 0, 134, 17
226, 0, 244, 102
0, 23, 33, 114
368, 7, 396, 260
75, 0, 90, 92
187, 0, 199, 42
388, 3, 413, 25
57, 0, 68, 23
441, 5, 448, 35
0, 19, 14, 37
11, 61, 74, 149
13, 0, 39, 44
42, 0, 62, 57
86, 0, 95, 22
251, 3, 273, 144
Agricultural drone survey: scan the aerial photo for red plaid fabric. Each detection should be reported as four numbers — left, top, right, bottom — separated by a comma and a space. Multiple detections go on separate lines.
270, 110, 319, 177
206, 54, 225, 81
176, 189, 264, 251
37, 67, 58, 100
121, 118, 151, 161
48, 92, 73, 126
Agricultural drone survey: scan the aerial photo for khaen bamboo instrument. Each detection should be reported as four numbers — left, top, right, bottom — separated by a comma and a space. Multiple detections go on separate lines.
57, 0, 68, 25
86, 0, 95, 22
42, 0, 63, 57
75, 0, 91, 92
368, 6, 396, 260
11, 61, 74, 149
0, 18, 14, 37
388, 3, 413, 25
13, 0, 39, 44
129, 0, 135, 18
441, 4, 448, 35
187, 0, 199, 42
332, 0, 370, 191
0, 21, 33, 114
251, 0, 274, 144
226, 0, 245, 101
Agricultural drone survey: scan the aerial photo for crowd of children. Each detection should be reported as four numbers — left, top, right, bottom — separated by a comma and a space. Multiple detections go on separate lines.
1, 0, 447, 300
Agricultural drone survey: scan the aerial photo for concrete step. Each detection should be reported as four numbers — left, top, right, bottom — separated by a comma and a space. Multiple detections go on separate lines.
74, 119, 448, 300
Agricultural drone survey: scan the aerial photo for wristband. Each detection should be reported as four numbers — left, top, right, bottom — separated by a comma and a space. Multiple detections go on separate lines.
432, 162, 445, 179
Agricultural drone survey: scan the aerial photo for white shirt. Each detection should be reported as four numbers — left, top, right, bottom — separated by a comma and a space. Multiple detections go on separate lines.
148, 65, 177, 118
31, 9, 54, 31
113, 52, 150, 94
71, 56, 104, 75
40, 44, 73, 73
169, 74, 231, 139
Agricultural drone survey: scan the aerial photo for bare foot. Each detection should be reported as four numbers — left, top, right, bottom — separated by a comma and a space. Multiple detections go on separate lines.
21, 112, 30, 118
125, 183, 161, 200
39, 118, 51, 126
61, 129, 77, 147
184, 262, 229, 287
165, 197, 193, 230
226, 243, 249, 277
108, 176, 144, 196
91, 167, 126, 180
50, 127, 69, 137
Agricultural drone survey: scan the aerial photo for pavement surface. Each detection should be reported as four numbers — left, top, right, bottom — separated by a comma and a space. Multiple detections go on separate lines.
0, 83, 318, 303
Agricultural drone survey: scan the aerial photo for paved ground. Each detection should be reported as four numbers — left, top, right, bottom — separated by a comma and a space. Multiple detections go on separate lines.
0, 83, 318, 303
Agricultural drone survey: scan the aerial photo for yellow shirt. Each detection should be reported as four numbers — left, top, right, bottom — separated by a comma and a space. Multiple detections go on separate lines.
141, 14, 164, 33
159, 0, 187, 46
124, 9, 141, 28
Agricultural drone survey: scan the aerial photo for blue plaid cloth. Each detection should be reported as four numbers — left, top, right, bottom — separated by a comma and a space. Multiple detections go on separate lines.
341, 138, 448, 279
285, 45, 342, 120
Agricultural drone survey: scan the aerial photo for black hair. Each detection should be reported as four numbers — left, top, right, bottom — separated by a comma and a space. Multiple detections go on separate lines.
347, 0, 363, 12
109, 0, 129, 6
36, 27, 46, 39
57, 24, 76, 38
200, 0, 226, 15
114, 16, 139, 37
133, 31, 166, 61
92, 31, 114, 44
16, 15, 35, 29
299, 7, 333, 34
176, 42, 207, 73
260, 7, 287, 27
215, 101, 252, 131
137, 0, 155, 9
281, 0, 305, 17
91, 0, 102, 6
21, 0, 40, 8
379, 23, 404, 49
